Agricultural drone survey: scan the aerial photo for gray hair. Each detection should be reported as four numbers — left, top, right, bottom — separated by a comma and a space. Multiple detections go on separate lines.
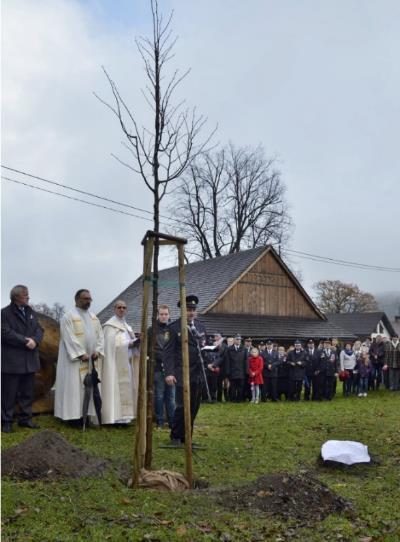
10, 284, 28, 301
114, 299, 127, 309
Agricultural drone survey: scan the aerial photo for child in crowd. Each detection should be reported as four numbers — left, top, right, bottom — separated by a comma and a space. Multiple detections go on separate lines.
248, 347, 264, 404
357, 353, 372, 397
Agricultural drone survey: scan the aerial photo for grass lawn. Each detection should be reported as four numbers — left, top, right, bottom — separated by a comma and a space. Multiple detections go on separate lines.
2, 390, 400, 541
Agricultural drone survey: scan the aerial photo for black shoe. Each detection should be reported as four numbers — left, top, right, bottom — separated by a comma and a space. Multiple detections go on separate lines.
2, 423, 12, 433
18, 420, 40, 429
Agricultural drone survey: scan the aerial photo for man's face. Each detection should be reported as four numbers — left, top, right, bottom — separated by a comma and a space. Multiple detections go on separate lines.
114, 302, 127, 318
15, 288, 30, 307
324, 341, 331, 349
158, 308, 169, 324
308, 342, 314, 349
245, 340, 252, 348
186, 307, 197, 322
234, 338, 241, 346
76, 291, 92, 311
376, 335, 382, 343
227, 337, 234, 346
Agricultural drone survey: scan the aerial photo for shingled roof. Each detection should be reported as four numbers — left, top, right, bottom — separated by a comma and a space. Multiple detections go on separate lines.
326, 312, 396, 338
98, 246, 268, 328
200, 314, 356, 341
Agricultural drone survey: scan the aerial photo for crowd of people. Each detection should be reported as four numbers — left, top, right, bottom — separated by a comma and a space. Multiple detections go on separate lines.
203, 333, 400, 405
2, 285, 400, 445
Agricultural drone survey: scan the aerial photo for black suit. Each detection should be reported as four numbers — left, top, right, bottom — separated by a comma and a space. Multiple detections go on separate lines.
304, 348, 319, 400
225, 345, 248, 402
261, 349, 279, 401
164, 318, 206, 442
287, 349, 306, 401
1, 303, 43, 426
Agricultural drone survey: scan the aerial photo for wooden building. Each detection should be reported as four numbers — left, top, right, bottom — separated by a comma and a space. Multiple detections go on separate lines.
98, 245, 354, 343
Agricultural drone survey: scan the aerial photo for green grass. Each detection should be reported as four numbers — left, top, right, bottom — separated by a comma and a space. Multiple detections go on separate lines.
2, 391, 400, 541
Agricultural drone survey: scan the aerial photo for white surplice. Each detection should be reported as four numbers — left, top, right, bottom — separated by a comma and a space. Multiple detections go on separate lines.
54, 307, 104, 421
102, 315, 137, 424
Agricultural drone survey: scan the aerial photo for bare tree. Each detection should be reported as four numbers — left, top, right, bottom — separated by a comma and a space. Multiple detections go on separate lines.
172, 143, 292, 259
313, 280, 379, 313
95, 0, 214, 468
31, 302, 65, 322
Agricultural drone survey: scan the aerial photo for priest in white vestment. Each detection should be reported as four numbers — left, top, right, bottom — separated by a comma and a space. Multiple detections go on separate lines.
54, 289, 104, 422
102, 300, 138, 424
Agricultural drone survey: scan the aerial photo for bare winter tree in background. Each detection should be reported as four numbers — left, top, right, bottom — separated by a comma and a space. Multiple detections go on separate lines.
313, 280, 379, 313
172, 143, 292, 259
31, 302, 65, 322
95, 0, 214, 468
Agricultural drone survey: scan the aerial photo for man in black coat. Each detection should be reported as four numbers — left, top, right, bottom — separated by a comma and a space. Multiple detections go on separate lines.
287, 340, 306, 401
164, 295, 207, 445
225, 334, 248, 402
261, 339, 280, 401
316, 338, 338, 400
1, 285, 43, 432
303, 339, 318, 401
369, 335, 385, 390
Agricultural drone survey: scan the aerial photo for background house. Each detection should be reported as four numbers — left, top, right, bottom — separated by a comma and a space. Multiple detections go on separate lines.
98, 246, 354, 344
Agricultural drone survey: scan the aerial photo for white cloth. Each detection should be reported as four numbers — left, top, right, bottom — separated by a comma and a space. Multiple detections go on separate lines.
321, 440, 370, 465
102, 315, 137, 424
54, 307, 104, 421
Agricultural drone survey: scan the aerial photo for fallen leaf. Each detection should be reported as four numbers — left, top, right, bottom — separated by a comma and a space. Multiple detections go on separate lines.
176, 525, 187, 536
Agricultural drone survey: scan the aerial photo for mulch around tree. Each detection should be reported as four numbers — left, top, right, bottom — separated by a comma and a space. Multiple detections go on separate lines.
212, 472, 354, 521
1, 430, 108, 480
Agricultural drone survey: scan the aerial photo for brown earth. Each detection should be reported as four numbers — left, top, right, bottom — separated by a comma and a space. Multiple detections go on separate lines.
1, 430, 108, 480
213, 472, 353, 521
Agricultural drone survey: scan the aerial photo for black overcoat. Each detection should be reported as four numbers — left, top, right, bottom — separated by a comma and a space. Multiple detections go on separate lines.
287, 349, 306, 381
1, 303, 43, 374
225, 345, 248, 379
163, 317, 207, 386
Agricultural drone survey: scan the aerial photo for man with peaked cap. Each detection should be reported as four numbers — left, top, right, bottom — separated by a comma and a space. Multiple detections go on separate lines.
303, 338, 318, 401
287, 339, 306, 401
261, 339, 280, 402
164, 295, 207, 446
225, 334, 248, 402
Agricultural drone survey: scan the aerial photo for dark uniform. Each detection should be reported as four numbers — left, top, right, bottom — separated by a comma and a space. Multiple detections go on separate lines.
287, 344, 306, 401
261, 344, 280, 401
303, 340, 318, 401
225, 341, 248, 402
163, 296, 206, 443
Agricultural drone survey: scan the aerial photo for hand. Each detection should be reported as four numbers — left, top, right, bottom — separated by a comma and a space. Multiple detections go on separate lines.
165, 375, 176, 386
80, 354, 90, 361
268, 364, 272, 370
207, 364, 215, 371
91, 352, 99, 361
25, 338, 37, 350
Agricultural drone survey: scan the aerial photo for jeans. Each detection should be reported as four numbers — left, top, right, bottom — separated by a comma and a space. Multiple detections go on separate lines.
154, 371, 175, 428
359, 376, 368, 394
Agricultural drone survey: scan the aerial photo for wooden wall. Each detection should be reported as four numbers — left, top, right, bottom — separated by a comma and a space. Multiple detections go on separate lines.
208, 250, 320, 319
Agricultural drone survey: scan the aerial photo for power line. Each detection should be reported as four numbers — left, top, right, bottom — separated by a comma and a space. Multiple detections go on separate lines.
1, 176, 157, 223
1, 164, 179, 224
2, 165, 400, 273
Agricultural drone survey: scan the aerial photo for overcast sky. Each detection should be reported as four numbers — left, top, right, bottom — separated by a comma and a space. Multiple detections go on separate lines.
2, 0, 400, 315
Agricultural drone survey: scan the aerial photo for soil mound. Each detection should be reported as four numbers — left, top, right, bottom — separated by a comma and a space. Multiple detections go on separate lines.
2, 430, 107, 480
215, 472, 353, 521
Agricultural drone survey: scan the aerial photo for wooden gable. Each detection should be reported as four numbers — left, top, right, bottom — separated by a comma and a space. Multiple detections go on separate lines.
205, 248, 322, 320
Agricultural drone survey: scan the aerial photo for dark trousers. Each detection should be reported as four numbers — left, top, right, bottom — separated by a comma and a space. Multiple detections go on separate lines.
303, 376, 312, 400
289, 380, 302, 401
216, 374, 229, 402
343, 371, 355, 397
371, 364, 383, 390
263, 377, 278, 401
277, 377, 289, 400
229, 379, 243, 402
312, 374, 325, 400
324, 376, 335, 400
204, 369, 218, 401
171, 382, 203, 443
1, 372, 35, 425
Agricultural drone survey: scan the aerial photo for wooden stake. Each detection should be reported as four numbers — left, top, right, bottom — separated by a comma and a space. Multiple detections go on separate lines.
178, 244, 193, 488
133, 237, 154, 488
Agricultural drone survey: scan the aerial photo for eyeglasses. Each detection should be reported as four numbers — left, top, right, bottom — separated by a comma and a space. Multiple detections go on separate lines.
116, 306, 127, 309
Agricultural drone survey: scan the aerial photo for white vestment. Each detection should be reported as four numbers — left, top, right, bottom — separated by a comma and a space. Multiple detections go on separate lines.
54, 307, 104, 421
102, 315, 137, 424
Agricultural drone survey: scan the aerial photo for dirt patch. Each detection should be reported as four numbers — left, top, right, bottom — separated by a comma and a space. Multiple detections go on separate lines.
1, 430, 108, 480
213, 472, 353, 521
